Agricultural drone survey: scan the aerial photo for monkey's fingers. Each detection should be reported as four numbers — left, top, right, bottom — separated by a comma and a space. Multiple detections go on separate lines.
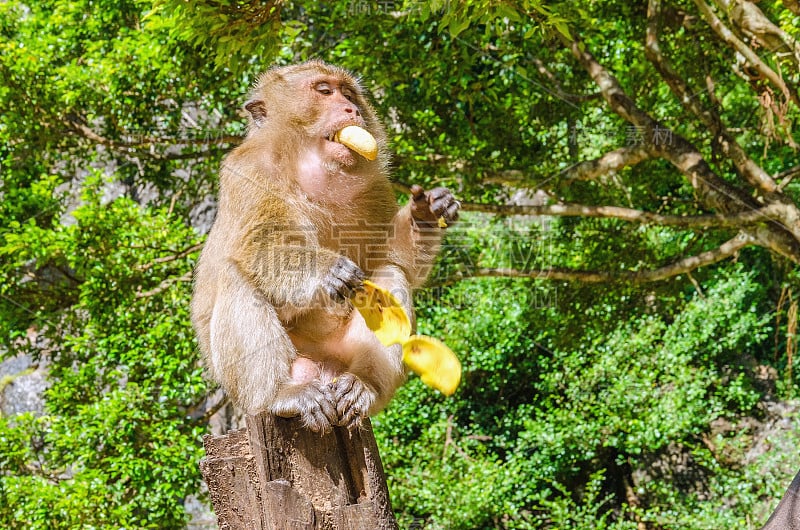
438, 201, 460, 227
402, 335, 462, 396
333, 126, 378, 161
325, 256, 366, 302
429, 191, 460, 228
426, 187, 452, 202
430, 194, 460, 222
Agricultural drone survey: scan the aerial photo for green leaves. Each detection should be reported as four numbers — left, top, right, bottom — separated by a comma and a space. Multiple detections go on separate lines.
0, 171, 205, 527
2, 0, 799, 527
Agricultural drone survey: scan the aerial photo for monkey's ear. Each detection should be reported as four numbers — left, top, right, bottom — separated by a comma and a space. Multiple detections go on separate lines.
244, 99, 268, 127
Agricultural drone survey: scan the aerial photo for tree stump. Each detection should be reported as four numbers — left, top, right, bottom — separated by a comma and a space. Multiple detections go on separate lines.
762, 468, 800, 530
199, 412, 398, 530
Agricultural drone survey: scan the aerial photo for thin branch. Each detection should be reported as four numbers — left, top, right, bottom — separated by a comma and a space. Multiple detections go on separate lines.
462, 201, 786, 229
134, 270, 193, 299
200, 394, 229, 424
646, 0, 779, 194
530, 56, 601, 103
436, 234, 752, 285
136, 243, 204, 272
457, 146, 651, 189
776, 165, 800, 191
692, 0, 800, 108
562, 34, 800, 262
64, 116, 241, 158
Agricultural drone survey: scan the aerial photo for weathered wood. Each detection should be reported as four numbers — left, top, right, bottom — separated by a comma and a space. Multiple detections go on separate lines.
200, 413, 398, 530
762, 468, 800, 529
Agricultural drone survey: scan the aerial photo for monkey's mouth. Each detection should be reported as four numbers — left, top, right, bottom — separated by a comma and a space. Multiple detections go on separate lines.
323, 133, 358, 167
325, 126, 378, 161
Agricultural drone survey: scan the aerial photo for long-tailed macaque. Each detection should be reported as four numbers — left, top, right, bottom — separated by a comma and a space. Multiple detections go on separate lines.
191, 61, 459, 432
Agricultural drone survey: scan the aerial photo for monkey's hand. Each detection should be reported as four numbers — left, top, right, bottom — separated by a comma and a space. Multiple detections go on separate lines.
323, 256, 365, 302
410, 185, 460, 229
272, 381, 339, 433
331, 373, 377, 430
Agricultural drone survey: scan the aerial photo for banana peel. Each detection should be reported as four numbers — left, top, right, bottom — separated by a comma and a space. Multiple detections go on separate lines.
352, 280, 461, 396
333, 125, 378, 161
402, 336, 461, 396
352, 280, 411, 346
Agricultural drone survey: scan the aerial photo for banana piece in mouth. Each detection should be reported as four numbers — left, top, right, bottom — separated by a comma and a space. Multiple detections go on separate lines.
332, 125, 378, 161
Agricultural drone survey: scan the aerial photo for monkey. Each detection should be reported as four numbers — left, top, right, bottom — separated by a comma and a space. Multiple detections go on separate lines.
191, 60, 460, 432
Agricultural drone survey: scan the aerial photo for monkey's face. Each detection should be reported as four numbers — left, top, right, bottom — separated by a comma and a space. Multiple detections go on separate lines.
306, 75, 368, 168
244, 62, 385, 171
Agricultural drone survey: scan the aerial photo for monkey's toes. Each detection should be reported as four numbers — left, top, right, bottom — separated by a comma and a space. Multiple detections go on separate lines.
331, 373, 376, 429
272, 382, 338, 433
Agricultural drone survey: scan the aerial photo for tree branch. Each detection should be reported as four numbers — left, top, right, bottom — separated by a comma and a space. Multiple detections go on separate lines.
462, 201, 787, 229
475, 146, 650, 189
135, 243, 204, 272
437, 234, 752, 285
562, 34, 800, 262
134, 270, 193, 299
646, 0, 780, 194
64, 115, 241, 158
692, 0, 800, 108
530, 56, 602, 103
559, 145, 652, 182
712, 0, 800, 71
777, 165, 800, 191
565, 36, 756, 213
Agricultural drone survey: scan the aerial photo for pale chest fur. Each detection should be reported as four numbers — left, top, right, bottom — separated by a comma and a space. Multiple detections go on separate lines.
299, 184, 397, 274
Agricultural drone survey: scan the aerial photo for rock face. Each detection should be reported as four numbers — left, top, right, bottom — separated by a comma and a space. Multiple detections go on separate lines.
0, 353, 47, 417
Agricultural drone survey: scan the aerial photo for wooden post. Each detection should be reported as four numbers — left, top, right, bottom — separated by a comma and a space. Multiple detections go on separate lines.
762, 468, 800, 530
199, 412, 398, 530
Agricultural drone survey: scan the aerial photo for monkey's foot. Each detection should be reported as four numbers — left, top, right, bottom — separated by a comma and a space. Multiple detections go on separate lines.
331, 373, 376, 430
272, 381, 338, 433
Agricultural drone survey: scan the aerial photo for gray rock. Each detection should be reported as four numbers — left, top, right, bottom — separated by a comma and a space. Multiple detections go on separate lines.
0, 354, 47, 416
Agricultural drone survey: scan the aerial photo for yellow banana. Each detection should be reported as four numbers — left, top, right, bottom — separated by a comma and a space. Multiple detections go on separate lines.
352, 280, 411, 346
352, 280, 461, 396
333, 125, 378, 161
402, 336, 461, 396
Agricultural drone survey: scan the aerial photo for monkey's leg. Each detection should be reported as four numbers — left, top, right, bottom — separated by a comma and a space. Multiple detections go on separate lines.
332, 265, 410, 429
272, 356, 340, 433
210, 264, 337, 431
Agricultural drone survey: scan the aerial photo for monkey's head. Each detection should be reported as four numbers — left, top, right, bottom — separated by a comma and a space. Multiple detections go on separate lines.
244, 60, 388, 172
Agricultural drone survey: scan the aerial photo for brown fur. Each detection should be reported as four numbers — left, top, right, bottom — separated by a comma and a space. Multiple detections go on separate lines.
191, 61, 457, 431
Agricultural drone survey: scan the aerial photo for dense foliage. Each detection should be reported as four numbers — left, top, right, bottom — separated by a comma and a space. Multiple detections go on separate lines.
2, 0, 799, 528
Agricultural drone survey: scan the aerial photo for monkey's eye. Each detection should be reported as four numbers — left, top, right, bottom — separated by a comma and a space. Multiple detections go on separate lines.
315, 82, 333, 95
342, 88, 356, 102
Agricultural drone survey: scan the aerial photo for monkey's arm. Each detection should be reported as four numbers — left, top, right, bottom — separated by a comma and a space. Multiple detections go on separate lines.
231, 221, 364, 314
388, 186, 460, 288
207, 262, 339, 429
